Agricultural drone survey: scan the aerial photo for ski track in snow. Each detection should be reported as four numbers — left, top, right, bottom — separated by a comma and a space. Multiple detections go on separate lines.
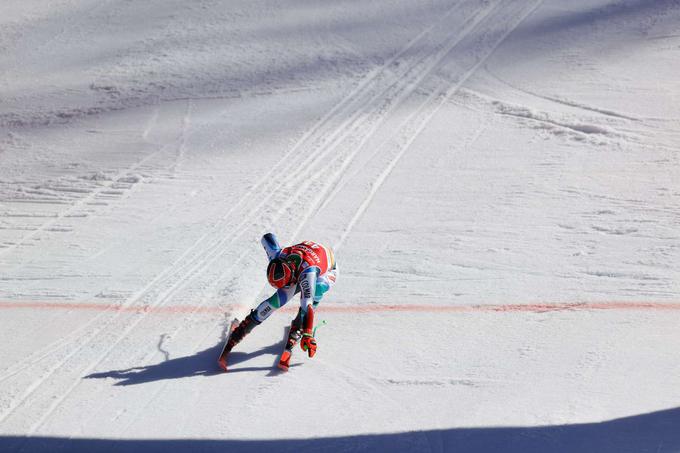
1, 0, 679, 450
1, 0, 549, 434
2, 0, 507, 432
334, 0, 546, 250
45, 0, 508, 433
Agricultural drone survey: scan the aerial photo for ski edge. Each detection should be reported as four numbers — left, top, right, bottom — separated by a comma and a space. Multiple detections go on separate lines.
278, 350, 291, 372
217, 318, 240, 372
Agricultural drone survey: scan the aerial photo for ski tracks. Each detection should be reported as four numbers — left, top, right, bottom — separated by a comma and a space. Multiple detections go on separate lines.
0, 103, 190, 260
1, 0, 546, 436
332, 0, 546, 251
74, 0, 504, 423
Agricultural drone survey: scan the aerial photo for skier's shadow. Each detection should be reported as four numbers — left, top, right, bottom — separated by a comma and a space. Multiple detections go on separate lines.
85, 328, 294, 386
228, 326, 303, 375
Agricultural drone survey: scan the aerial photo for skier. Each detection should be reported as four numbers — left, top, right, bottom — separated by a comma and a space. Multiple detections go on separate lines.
218, 233, 338, 371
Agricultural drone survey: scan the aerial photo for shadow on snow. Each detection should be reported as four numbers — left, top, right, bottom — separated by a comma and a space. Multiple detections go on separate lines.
7, 0, 679, 128
3, 406, 680, 452
85, 327, 292, 385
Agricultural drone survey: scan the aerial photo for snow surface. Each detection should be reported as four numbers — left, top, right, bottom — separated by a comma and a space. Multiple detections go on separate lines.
1, 0, 680, 452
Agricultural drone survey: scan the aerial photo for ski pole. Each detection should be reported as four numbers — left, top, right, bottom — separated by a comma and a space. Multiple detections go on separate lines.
313, 319, 327, 337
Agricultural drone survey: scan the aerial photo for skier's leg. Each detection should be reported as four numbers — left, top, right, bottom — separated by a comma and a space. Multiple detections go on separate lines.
228, 287, 295, 352
253, 286, 295, 322
286, 308, 303, 349
226, 308, 260, 351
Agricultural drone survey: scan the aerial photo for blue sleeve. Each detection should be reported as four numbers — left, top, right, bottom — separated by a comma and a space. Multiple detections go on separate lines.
261, 233, 281, 260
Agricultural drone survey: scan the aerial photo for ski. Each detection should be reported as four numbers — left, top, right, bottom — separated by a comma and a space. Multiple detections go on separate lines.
278, 350, 292, 371
217, 318, 240, 372
278, 319, 325, 371
277, 326, 300, 371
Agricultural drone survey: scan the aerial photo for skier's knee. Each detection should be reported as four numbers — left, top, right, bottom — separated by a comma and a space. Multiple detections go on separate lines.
254, 302, 275, 322
249, 308, 264, 325
254, 291, 287, 322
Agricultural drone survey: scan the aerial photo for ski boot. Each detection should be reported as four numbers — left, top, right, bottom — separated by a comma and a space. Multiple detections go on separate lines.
218, 309, 261, 371
278, 311, 303, 371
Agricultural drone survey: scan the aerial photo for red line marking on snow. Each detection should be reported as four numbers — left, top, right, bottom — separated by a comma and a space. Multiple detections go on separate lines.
1, 300, 680, 315
319, 302, 680, 313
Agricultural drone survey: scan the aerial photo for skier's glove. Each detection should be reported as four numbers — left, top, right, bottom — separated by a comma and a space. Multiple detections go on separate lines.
300, 333, 317, 358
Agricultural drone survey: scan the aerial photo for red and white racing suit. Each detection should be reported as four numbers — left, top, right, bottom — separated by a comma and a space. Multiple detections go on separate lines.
253, 234, 338, 323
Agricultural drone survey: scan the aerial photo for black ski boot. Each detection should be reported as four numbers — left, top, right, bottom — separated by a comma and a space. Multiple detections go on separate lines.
278, 309, 303, 371
218, 310, 262, 371
286, 308, 303, 350
227, 309, 261, 352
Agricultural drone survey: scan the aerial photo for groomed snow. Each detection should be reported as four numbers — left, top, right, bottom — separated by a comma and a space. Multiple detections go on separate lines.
1, 1, 679, 452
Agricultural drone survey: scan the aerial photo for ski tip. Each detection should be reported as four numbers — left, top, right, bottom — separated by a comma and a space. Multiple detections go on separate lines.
278, 350, 291, 371
218, 358, 228, 372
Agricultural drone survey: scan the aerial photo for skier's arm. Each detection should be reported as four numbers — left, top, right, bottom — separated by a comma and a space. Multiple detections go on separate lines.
261, 233, 281, 260
298, 267, 319, 357
298, 267, 318, 314
299, 302, 317, 357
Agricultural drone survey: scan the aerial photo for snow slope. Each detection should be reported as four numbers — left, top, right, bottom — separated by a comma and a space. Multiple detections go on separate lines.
1, 0, 679, 451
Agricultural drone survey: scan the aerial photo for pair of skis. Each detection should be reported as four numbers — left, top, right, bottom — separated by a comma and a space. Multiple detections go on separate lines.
217, 319, 325, 372
216, 319, 299, 372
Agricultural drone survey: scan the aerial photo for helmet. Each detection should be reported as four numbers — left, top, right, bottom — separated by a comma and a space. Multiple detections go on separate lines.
267, 258, 293, 288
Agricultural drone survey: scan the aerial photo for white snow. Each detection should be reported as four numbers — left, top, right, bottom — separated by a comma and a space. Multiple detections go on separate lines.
1, 0, 679, 452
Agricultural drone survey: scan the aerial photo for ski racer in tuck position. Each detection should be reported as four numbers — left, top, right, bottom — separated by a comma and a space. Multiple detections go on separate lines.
218, 233, 338, 371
